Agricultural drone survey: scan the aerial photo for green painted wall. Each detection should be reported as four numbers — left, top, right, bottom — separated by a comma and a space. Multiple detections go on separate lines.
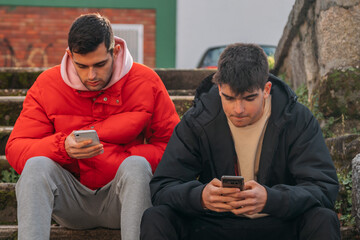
0, 0, 176, 68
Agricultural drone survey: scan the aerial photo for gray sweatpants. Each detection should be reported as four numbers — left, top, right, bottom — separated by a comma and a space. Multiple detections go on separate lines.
15, 156, 153, 240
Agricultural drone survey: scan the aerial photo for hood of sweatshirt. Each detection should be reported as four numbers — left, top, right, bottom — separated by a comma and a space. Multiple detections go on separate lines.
60, 37, 133, 91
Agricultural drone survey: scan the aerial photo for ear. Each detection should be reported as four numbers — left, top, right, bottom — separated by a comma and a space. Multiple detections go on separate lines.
263, 81, 272, 98
218, 84, 222, 96
113, 44, 121, 58
66, 49, 73, 60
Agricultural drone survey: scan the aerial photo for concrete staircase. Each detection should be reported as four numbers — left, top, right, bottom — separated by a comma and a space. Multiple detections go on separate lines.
0, 68, 359, 239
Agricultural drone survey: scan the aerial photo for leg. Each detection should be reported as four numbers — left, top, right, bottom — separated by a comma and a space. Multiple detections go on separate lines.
111, 156, 153, 240
141, 206, 296, 240
297, 207, 340, 240
189, 214, 296, 240
16, 156, 109, 240
16, 157, 75, 240
141, 205, 190, 240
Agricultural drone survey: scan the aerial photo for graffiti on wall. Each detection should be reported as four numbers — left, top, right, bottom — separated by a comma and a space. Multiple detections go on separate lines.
0, 38, 53, 67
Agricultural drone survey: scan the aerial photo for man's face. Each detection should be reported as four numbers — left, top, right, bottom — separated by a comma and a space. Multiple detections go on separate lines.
67, 42, 119, 91
219, 82, 272, 128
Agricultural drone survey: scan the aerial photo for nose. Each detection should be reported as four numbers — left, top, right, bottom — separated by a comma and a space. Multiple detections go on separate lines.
234, 100, 244, 114
88, 67, 96, 80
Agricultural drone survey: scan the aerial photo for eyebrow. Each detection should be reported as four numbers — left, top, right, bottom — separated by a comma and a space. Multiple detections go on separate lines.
220, 91, 259, 100
220, 91, 235, 99
74, 59, 109, 67
243, 93, 259, 99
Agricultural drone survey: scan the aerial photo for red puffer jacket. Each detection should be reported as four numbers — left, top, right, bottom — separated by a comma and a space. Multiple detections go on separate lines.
6, 63, 180, 190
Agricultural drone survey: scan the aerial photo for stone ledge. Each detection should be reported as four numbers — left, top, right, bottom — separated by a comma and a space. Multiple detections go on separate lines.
0, 225, 357, 239
0, 225, 121, 240
0, 95, 194, 103
0, 68, 215, 90
0, 96, 194, 126
0, 184, 359, 239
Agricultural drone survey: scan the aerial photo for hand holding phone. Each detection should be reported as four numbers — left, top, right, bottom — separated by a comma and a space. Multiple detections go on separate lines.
74, 130, 101, 146
221, 176, 244, 190
65, 130, 103, 159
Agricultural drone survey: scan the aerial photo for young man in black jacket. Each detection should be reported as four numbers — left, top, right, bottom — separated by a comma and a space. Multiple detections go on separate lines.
141, 43, 340, 239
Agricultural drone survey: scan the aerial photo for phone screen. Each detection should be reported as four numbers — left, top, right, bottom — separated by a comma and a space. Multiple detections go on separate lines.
74, 130, 100, 146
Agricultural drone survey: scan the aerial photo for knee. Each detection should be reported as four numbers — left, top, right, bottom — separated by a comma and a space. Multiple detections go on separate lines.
141, 205, 187, 239
303, 207, 339, 225
16, 157, 57, 193
114, 156, 152, 187
22, 156, 57, 176
141, 207, 157, 228
141, 206, 176, 229
299, 207, 340, 238
118, 156, 152, 176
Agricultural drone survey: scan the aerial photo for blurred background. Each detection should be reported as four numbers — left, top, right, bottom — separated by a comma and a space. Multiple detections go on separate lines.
177, 0, 294, 69
0, 0, 295, 69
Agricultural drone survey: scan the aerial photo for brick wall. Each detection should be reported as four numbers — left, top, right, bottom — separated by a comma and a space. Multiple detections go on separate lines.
0, 6, 156, 68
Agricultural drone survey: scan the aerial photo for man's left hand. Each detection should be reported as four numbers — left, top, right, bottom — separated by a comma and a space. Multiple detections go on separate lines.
227, 180, 267, 215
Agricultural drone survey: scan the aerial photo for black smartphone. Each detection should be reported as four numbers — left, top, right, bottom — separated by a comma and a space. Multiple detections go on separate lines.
221, 176, 244, 190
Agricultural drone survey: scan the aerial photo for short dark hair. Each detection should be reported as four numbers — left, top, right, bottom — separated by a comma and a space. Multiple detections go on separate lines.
213, 43, 269, 95
68, 13, 114, 54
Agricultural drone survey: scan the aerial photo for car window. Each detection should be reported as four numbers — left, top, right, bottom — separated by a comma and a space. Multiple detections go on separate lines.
198, 45, 276, 68
261, 46, 276, 57
200, 46, 226, 68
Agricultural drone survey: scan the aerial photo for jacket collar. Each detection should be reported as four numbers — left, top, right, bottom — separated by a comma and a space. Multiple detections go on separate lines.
258, 75, 298, 183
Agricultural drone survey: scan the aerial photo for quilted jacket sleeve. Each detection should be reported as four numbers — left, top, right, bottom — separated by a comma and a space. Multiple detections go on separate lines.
127, 81, 180, 172
5, 77, 72, 174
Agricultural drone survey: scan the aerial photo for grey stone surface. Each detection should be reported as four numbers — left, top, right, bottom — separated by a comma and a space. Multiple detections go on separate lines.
316, 4, 360, 76
352, 154, 360, 230
326, 134, 360, 170
274, 0, 360, 100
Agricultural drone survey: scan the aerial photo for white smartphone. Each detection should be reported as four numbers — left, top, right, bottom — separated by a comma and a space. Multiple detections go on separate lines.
221, 176, 244, 190
74, 130, 101, 147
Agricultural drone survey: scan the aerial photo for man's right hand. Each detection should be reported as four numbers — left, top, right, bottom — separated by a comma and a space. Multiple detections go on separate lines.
201, 178, 241, 212
65, 132, 104, 159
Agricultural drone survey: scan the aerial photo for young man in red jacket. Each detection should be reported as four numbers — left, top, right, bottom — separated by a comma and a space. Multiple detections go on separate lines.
6, 13, 179, 240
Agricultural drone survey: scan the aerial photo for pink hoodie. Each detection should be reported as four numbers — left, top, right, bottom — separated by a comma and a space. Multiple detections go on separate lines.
60, 37, 134, 91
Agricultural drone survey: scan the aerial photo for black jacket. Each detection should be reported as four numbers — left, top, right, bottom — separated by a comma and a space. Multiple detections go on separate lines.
150, 74, 339, 220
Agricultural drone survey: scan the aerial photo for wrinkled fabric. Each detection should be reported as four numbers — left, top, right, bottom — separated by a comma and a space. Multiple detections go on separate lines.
150, 74, 339, 220
6, 62, 179, 190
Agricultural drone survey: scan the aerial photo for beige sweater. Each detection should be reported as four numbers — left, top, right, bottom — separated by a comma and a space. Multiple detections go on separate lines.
227, 96, 271, 218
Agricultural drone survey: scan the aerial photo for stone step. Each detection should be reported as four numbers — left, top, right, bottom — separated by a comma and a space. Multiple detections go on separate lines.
0, 183, 16, 224
0, 67, 215, 90
0, 127, 12, 156
0, 89, 196, 97
0, 95, 194, 126
0, 89, 28, 97
0, 225, 121, 239
0, 226, 358, 240
0, 226, 355, 240
0, 155, 10, 171
0, 181, 357, 239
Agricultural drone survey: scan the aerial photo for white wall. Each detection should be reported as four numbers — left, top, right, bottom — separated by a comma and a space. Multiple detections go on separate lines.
176, 0, 295, 68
